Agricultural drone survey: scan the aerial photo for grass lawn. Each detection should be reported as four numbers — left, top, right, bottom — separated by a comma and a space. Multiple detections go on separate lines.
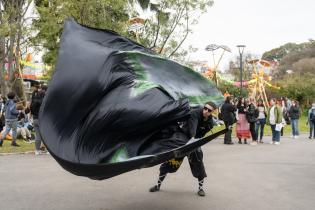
0, 139, 35, 154
0, 115, 311, 154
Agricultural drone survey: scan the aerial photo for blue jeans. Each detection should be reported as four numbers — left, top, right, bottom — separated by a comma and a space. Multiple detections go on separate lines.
270, 124, 280, 142
1, 119, 18, 143
310, 121, 315, 138
255, 118, 266, 141
291, 119, 299, 136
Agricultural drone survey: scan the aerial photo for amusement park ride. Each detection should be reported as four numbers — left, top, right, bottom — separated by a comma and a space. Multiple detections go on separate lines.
246, 59, 279, 108
128, 17, 145, 43
202, 51, 279, 108
205, 44, 231, 86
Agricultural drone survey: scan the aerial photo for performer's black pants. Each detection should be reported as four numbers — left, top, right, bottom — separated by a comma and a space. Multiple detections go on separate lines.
159, 147, 207, 180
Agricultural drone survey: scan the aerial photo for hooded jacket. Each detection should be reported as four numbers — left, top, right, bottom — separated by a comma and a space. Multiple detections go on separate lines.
5, 99, 19, 120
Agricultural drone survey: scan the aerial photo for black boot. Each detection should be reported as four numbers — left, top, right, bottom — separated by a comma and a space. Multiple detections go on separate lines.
149, 185, 160, 192
149, 173, 166, 192
197, 178, 205, 196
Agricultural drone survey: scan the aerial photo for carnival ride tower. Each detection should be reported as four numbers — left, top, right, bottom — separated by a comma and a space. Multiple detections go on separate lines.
247, 59, 275, 108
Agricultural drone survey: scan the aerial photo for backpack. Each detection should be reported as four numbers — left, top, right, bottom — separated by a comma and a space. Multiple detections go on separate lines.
310, 109, 315, 122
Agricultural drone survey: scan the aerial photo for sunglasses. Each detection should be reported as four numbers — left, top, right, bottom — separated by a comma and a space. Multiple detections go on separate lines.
203, 106, 213, 112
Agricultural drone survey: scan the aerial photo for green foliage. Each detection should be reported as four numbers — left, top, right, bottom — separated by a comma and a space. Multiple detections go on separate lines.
31, 0, 214, 80
261, 42, 309, 62
262, 40, 315, 79
218, 80, 248, 98
135, 0, 214, 60
278, 73, 315, 107
32, 0, 130, 66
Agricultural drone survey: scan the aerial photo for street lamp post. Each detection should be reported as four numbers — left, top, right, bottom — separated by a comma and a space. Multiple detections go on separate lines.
236, 45, 246, 96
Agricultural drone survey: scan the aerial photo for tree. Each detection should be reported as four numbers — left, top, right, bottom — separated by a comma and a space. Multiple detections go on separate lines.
217, 80, 249, 99
32, 0, 130, 67
261, 42, 313, 62
0, 0, 32, 98
272, 44, 315, 79
129, 0, 214, 60
225, 53, 258, 81
278, 73, 315, 107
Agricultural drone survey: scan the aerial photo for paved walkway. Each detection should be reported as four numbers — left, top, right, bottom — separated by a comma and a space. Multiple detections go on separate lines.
0, 134, 315, 210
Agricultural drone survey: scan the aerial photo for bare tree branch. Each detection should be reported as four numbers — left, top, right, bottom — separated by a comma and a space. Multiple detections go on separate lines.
149, 10, 160, 49
158, 4, 185, 54
168, 5, 189, 58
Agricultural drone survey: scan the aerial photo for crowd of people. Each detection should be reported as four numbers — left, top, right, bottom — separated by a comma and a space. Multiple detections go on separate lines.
148, 98, 315, 197
220, 96, 315, 145
0, 84, 47, 155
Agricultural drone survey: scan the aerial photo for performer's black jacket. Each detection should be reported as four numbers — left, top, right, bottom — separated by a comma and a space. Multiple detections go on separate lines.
182, 106, 214, 139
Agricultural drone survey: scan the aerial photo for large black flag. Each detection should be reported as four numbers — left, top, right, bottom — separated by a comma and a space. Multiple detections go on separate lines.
39, 19, 225, 180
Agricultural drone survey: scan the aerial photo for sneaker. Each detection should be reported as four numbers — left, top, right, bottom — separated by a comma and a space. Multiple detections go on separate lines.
259, 140, 264, 143
11, 142, 20, 147
43, 151, 50, 155
274, 142, 280, 145
250, 141, 258, 145
269, 141, 275, 144
149, 185, 160, 192
23, 139, 33, 144
197, 189, 206, 197
35, 150, 41, 155
294, 136, 299, 139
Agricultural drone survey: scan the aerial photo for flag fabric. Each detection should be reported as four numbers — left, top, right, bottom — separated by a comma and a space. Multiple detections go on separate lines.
39, 19, 225, 180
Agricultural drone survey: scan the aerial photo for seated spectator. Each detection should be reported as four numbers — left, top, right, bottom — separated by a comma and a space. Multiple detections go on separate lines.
17, 108, 33, 143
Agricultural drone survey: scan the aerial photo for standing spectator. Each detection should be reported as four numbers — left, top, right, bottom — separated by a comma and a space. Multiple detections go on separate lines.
279, 99, 288, 136
247, 98, 258, 145
30, 84, 46, 154
0, 95, 5, 132
221, 96, 237, 145
288, 100, 301, 139
255, 99, 267, 143
307, 103, 315, 139
285, 97, 292, 110
236, 97, 251, 144
267, 98, 283, 145
0, 92, 20, 147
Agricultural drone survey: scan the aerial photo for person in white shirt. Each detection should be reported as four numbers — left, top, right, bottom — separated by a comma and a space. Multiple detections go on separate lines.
267, 99, 283, 145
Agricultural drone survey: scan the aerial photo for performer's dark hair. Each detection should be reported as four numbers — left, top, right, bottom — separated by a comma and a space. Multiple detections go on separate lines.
205, 101, 217, 109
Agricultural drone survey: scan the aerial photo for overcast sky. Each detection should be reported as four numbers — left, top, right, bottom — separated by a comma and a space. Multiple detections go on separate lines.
185, 0, 315, 70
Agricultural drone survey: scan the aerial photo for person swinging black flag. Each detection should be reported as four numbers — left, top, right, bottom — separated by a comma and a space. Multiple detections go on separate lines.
39, 19, 226, 180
